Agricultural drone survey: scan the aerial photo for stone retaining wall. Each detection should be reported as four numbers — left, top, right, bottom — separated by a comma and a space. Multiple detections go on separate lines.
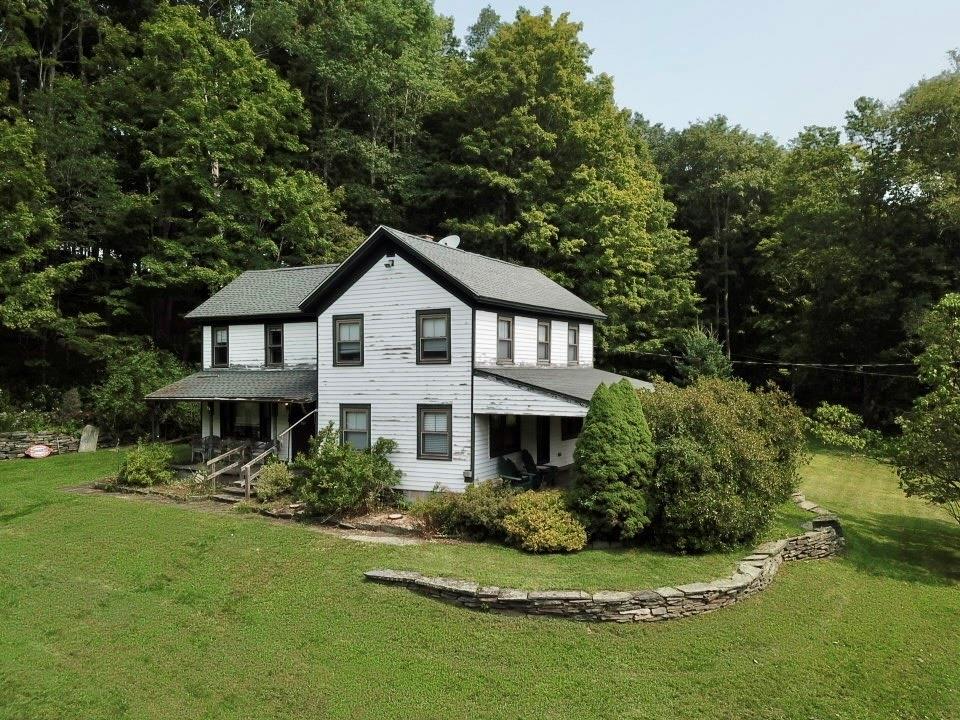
364, 495, 845, 623
0, 431, 79, 460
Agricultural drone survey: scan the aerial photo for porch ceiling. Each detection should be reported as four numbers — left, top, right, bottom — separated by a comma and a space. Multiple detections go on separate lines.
474, 366, 652, 405
145, 369, 317, 403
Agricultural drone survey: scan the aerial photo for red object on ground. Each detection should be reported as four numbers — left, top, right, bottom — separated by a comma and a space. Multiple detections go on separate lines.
24, 444, 53, 459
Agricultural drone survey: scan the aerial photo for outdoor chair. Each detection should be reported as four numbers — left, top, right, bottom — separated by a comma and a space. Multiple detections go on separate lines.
202, 436, 222, 461
189, 436, 204, 464
497, 456, 537, 489
520, 449, 548, 488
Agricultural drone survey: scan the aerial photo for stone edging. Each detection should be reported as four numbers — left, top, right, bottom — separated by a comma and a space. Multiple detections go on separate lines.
363, 493, 845, 623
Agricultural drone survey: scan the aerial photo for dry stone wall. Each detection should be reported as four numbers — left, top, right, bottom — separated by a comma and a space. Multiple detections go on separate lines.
364, 495, 845, 623
0, 431, 79, 460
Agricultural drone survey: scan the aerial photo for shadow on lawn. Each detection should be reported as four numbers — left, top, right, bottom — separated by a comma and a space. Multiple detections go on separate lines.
842, 512, 960, 586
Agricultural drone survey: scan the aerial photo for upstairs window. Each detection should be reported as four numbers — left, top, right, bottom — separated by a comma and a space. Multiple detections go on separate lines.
537, 320, 551, 364
334, 315, 363, 366
417, 309, 450, 364
497, 315, 514, 363
568, 324, 579, 365
418, 405, 452, 460
265, 324, 283, 366
340, 405, 371, 450
212, 326, 229, 367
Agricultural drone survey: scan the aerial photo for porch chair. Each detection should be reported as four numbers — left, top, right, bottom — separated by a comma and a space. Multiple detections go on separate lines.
497, 456, 537, 489
202, 436, 222, 462
520, 449, 549, 489
189, 436, 204, 464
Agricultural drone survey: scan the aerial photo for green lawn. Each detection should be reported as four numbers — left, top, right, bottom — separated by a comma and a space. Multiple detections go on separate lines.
1, 450, 958, 719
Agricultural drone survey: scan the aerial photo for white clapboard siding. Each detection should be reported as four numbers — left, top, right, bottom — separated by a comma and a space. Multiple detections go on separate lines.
475, 310, 498, 364
473, 414, 523, 481
549, 416, 579, 466
203, 322, 317, 368
202, 326, 212, 368
473, 374, 588, 417
551, 319, 568, 365
580, 323, 594, 367
227, 324, 265, 367
474, 312, 594, 368
316, 253, 473, 493
283, 322, 317, 366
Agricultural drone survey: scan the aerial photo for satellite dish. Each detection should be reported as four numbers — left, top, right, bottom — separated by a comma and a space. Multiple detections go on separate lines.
438, 234, 461, 249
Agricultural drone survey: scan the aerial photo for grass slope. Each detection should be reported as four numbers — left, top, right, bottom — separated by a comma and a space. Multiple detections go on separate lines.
0, 450, 957, 719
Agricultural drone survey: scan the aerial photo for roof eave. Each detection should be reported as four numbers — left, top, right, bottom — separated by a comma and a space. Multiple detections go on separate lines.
473, 368, 592, 405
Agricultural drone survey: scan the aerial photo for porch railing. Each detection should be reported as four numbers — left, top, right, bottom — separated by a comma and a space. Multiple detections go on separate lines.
239, 444, 277, 500
275, 408, 318, 460
206, 445, 246, 491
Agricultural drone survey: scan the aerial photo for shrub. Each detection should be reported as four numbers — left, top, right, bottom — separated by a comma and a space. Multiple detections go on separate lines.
411, 480, 516, 539
896, 293, 960, 525
502, 491, 587, 553
177, 467, 210, 494
572, 380, 654, 540
256, 461, 293, 502
292, 423, 402, 517
809, 402, 868, 451
117, 442, 175, 487
639, 377, 807, 552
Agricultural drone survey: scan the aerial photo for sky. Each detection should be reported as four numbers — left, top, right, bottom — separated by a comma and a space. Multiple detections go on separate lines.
434, 0, 960, 143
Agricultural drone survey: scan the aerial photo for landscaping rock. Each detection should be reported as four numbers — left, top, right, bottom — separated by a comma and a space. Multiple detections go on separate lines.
362, 493, 845, 623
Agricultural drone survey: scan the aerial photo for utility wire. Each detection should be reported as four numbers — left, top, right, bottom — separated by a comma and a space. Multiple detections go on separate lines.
609, 350, 922, 380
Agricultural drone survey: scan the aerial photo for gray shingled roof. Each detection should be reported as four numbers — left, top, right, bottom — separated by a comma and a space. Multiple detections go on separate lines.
324, 226, 603, 320
475, 366, 652, 404
146, 369, 317, 402
381, 227, 605, 319
186, 265, 337, 320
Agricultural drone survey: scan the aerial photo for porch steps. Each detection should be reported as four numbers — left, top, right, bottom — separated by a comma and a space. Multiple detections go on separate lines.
212, 481, 258, 505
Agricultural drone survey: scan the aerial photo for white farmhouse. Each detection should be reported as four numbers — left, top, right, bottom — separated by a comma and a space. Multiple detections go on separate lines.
148, 226, 650, 495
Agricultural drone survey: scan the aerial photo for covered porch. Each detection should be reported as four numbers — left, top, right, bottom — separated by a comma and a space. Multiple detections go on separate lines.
145, 369, 318, 464
472, 366, 651, 485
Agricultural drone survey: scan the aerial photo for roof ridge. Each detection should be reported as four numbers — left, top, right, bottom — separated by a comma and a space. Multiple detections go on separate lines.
243, 263, 339, 274
381, 226, 539, 273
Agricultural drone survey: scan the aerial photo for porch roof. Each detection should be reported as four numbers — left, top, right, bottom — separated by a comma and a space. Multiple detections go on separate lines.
474, 366, 652, 405
145, 369, 317, 403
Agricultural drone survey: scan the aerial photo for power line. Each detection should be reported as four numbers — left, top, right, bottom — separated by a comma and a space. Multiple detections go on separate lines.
609, 350, 921, 380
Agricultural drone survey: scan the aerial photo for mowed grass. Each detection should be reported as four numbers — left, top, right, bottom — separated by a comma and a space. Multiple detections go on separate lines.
0, 450, 958, 719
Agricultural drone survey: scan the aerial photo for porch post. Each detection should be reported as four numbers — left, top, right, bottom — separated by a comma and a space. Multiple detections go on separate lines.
150, 402, 159, 441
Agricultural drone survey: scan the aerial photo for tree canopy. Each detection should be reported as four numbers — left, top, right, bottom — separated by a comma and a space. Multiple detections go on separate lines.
0, 2, 958, 431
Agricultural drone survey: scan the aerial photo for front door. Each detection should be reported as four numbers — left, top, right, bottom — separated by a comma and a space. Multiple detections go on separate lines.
288, 402, 317, 459
536, 416, 550, 465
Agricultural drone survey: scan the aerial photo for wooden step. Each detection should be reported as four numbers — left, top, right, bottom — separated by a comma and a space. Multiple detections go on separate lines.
220, 485, 248, 497
212, 493, 241, 504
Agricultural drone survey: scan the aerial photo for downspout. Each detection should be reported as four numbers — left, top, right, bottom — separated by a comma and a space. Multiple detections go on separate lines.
470, 307, 476, 484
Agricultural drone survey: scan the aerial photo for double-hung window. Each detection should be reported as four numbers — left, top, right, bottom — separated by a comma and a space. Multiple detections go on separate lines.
212, 326, 229, 367
418, 405, 452, 460
334, 315, 363, 366
265, 324, 283, 366
567, 323, 579, 365
417, 309, 450, 364
340, 405, 371, 450
497, 315, 514, 363
537, 320, 551, 364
